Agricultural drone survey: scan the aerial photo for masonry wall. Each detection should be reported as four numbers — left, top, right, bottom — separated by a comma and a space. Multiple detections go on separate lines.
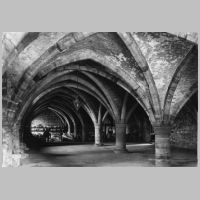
31, 110, 63, 127
170, 108, 197, 150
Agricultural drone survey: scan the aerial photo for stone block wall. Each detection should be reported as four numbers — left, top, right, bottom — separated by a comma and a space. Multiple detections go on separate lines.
31, 110, 63, 128
170, 108, 197, 150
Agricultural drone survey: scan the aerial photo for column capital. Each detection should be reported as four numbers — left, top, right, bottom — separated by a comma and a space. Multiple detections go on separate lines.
152, 121, 171, 127
95, 124, 101, 128
153, 124, 171, 137
115, 123, 127, 128
153, 124, 171, 129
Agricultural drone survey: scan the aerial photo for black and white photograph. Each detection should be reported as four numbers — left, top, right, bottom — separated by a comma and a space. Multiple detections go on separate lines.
2, 32, 198, 167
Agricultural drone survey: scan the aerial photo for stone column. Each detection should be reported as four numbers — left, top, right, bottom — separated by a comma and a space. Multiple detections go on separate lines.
143, 120, 151, 143
82, 127, 86, 142
2, 122, 23, 167
95, 124, 102, 146
115, 123, 127, 152
154, 124, 171, 166
2, 125, 13, 167
73, 124, 77, 138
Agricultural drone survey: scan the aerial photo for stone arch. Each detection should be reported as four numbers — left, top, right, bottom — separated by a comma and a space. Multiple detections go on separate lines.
47, 107, 71, 133
80, 71, 121, 120
31, 97, 86, 140
20, 77, 112, 123
2, 32, 40, 75
117, 32, 162, 121
170, 88, 198, 123
11, 49, 156, 125
33, 88, 98, 129
163, 45, 196, 123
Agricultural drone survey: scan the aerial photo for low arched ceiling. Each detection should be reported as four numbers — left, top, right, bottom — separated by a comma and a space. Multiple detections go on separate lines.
3, 32, 198, 125
168, 32, 198, 44
131, 32, 195, 109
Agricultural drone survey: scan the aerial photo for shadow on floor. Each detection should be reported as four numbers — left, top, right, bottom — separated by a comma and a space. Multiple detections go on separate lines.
21, 143, 197, 167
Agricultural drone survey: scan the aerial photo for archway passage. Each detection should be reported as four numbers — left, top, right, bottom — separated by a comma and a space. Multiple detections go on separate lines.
19, 62, 153, 149
2, 32, 198, 167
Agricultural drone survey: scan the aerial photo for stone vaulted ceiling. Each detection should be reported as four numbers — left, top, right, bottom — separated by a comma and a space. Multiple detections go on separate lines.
132, 32, 195, 108
2, 32, 198, 125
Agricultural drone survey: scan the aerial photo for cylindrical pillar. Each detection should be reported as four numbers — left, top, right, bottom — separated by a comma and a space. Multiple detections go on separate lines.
143, 120, 151, 143
82, 128, 86, 142
115, 123, 127, 152
154, 125, 171, 166
95, 124, 102, 146
74, 124, 77, 138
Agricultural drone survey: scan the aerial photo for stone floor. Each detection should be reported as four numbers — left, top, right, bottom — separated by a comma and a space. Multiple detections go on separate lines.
21, 143, 197, 167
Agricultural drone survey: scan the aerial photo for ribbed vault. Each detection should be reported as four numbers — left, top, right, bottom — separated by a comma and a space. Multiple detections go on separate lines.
2, 32, 198, 167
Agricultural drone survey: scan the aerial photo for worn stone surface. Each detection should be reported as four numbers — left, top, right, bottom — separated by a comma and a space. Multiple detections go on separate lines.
171, 97, 197, 150
170, 48, 198, 117
31, 110, 64, 127
168, 32, 198, 44
132, 32, 194, 109
2, 32, 198, 167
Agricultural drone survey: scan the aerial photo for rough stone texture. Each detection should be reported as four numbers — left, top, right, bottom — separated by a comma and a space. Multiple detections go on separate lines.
5, 32, 67, 85
171, 107, 197, 150
154, 125, 171, 166
51, 32, 147, 91
115, 123, 127, 151
168, 32, 198, 44
31, 110, 64, 127
2, 32, 198, 167
132, 32, 194, 108
2, 115, 23, 167
170, 48, 198, 117
2, 32, 26, 62
95, 124, 101, 145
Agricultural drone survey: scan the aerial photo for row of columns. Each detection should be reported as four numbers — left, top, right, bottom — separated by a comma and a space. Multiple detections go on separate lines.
94, 122, 171, 166
94, 122, 127, 150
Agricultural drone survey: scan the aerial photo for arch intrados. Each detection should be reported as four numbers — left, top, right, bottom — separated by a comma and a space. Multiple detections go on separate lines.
14, 49, 151, 115
46, 75, 118, 117
47, 107, 71, 132
33, 72, 117, 115
29, 107, 71, 133
32, 93, 74, 111
170, 89, 198, 123
49, 96, 97, 125
80, 71, 120, 118
41, 74, 110, 106
32, 100, 85, 132
31, 103, 75, 127
33, 83, 113, 118
32, 86, 74, 105
163, 45, 196, 121
7, 32, 159, 123
43, 65, 152, 120
17, 79, 115, 124
30, 71, 122, 119
28, 103, 72, 128
30, 96, 97, 127
14, 60, 155, 127
21, 72, 112, 113
47, 106, 76, 133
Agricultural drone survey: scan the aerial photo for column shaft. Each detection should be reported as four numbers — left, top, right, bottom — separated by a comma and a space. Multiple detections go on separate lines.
115, 123, 127, 152
95, 124, 102, 145
82, 129, 86, 142
154, 125, 171, 166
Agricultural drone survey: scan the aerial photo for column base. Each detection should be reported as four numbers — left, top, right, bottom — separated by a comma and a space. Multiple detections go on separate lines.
154, 124, 171, 167
155, 158, 171, 167
113, 147, 128, 154
95, 143, 103, 147
115, 122, 127, 154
